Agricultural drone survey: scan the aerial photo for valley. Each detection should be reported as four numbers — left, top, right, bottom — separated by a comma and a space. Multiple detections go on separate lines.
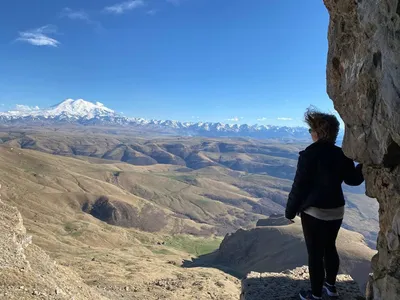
0, 128, 378, 247
0, 124, 377, 299
0, 126, 378, 245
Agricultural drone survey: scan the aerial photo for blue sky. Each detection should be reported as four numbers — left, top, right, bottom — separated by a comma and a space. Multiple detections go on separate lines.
0, 0, 335, 126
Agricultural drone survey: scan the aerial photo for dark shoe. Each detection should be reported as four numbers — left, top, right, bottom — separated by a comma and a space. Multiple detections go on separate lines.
299, 290, 322, 300
323, 282, 339, 297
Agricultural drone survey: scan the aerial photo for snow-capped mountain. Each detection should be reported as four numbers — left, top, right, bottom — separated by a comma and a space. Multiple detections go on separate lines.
3, 99, 117, 119
0, 99, 314, 140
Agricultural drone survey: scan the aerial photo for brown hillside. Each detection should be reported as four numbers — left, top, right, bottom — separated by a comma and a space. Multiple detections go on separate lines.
0, 128, 379, 247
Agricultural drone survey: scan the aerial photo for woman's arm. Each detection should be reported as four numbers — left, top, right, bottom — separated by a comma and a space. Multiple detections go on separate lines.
285, 151, 312, 220
343, 157, 364, 186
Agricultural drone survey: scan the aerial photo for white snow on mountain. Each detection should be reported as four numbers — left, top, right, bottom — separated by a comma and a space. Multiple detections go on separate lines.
49, 99, 116, 118
2, 99, 116, 119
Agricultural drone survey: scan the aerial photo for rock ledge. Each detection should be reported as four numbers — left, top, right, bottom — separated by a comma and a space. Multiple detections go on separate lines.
241, 266, 365, 300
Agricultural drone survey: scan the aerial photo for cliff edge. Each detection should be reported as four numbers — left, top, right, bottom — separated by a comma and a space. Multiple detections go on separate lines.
240, 266, 364, 300
0, 197, 107, 300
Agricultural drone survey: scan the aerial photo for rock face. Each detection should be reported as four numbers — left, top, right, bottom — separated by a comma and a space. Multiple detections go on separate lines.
323, 0, 400, 299
0, 198, 106, 300
240, 266, 364, 300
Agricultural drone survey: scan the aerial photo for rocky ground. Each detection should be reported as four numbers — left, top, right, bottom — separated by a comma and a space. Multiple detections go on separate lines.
0, 197, 107, 300
241, 266, 365, 300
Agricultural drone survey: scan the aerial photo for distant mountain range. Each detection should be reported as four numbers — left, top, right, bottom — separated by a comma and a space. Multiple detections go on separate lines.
0, 99, 337, 141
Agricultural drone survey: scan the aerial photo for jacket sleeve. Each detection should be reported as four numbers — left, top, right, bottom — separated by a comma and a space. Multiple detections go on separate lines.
285, 151, 312, 220
343, 158, 364, 186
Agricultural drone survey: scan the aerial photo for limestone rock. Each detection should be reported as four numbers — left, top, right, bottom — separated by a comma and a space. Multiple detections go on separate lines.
240, 266, 364, 300
323, 0, 400, 299
0, 199, 107, 300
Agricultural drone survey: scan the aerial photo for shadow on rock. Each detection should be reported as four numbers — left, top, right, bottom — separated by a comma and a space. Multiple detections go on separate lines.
241, 267, 365, 300
182, 251, 245, 279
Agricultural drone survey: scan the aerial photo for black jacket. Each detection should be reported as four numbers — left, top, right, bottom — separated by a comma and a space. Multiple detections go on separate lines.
285, 140, 364, 220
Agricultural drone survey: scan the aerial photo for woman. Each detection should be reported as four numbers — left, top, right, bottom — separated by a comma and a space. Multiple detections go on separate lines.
285, 109, 364, 300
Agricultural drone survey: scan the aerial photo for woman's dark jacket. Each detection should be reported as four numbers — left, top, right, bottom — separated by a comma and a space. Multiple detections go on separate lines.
285, 140, 364, 220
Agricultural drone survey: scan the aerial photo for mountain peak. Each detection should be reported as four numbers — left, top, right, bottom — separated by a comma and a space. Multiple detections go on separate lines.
0, 99, 317, 141
53, 99, 115, 115
4, 99, 117, 119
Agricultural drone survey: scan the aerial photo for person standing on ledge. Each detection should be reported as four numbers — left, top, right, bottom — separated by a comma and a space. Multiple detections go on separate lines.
285, 108, 364, 300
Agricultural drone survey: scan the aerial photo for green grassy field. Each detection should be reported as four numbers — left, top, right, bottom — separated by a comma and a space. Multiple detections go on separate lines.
165, 235, 223, 256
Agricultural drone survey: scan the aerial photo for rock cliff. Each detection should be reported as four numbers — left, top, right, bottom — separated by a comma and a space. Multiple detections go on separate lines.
0, 197, 106, 300
323, 0, 400, 299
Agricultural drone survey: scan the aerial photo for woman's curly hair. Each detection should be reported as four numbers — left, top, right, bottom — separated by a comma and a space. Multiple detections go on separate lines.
305, 107, 340, 144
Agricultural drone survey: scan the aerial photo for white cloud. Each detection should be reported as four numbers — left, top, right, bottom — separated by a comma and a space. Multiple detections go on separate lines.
15, 105, 40, 111
257, 117, 268, 121
61, 8, 102, 30
104, 0, 145, 14
277, 117, 293, 121
16, 25, 60, 47
61, 8, 90, 21
226, 117, 243, 122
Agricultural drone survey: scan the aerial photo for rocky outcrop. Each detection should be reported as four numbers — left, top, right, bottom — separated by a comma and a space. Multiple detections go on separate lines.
82, 196, 168, 232
256, 213, 292, 227
212, 220, 375, 292
0, 197, 107, 300
240, 266, 364, 300
323, 0, 400, 299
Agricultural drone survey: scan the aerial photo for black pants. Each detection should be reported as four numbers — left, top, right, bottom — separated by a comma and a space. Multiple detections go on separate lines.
301, 212, 342, 297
